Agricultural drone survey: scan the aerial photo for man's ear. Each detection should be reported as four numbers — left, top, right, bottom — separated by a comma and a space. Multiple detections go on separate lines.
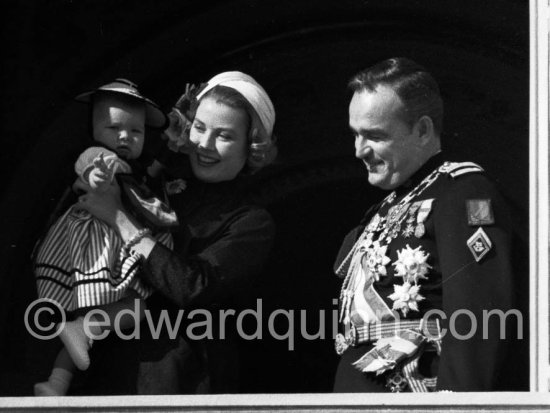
415, 115, 435, 146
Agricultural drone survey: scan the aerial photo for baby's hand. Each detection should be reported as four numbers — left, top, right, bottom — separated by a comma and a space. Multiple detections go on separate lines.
87, 153, 116, 191
93, 153, 112, 174
88, 167, 111, 191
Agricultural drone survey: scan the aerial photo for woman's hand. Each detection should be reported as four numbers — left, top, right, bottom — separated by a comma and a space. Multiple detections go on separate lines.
74, 178, 124, 228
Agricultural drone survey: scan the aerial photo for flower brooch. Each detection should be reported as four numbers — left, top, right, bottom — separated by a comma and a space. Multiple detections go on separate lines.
162, 83, 206, 154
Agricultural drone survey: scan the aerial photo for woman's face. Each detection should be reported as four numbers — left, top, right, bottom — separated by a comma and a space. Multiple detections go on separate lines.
189, 96, 249, 183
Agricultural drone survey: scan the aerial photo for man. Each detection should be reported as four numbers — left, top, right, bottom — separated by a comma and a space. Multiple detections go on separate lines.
333, 57, 518, 392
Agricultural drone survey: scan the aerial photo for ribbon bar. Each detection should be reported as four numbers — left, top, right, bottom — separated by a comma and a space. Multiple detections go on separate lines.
353, 319, 440, 346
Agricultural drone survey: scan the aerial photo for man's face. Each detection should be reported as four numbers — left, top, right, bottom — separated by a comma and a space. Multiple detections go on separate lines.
349, 85, 423, 190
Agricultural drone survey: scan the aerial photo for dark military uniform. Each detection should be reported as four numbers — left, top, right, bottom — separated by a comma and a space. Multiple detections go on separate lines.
333, 153, 518, 392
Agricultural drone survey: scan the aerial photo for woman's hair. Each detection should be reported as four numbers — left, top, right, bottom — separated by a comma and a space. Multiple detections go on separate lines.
199, 85, 277, 172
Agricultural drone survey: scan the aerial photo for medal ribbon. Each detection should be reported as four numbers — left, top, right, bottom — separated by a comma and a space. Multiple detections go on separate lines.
415, 199, 433, 228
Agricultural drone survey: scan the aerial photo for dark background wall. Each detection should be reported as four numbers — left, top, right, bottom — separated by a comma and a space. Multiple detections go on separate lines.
0, 0, 529, 395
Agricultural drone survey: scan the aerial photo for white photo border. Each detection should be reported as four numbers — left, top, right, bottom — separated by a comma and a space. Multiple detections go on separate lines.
0, 0, 548, 411
1, 393, 550, 411
530, 0, 550, 394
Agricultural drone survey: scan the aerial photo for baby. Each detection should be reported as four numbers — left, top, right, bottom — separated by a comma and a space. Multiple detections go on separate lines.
33, 79, 176, 396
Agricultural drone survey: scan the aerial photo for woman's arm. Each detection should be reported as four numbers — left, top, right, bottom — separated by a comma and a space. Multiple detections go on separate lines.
141, 207, 275, 308
75, 179, 275, 308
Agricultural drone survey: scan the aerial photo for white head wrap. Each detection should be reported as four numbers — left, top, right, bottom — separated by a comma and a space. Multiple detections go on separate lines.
196, 71, 275, 140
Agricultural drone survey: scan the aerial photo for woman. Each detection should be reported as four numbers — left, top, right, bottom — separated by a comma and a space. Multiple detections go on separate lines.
74, 71, 277, 394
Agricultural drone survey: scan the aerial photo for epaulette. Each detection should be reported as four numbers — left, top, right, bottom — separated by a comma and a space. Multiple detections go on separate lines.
438, 161, 484, 178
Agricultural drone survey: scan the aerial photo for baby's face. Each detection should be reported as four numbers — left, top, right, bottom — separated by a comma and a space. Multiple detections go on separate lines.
92, 95, 146, 160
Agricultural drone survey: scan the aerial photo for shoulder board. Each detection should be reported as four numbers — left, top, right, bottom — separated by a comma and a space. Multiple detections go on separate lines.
438, 161, 484, 178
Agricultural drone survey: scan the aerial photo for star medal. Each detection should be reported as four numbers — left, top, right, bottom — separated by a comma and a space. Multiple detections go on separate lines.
403, 224, 415, 238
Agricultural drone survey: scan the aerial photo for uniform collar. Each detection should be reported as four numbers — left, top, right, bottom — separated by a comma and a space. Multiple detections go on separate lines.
394, 151, 444, 197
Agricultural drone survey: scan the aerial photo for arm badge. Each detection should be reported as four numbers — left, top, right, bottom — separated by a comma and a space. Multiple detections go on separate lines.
467, 227, 493, 262
466, 199, 494, 226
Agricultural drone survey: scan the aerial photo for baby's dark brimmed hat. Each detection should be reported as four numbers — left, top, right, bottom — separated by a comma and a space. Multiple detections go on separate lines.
75, 78, 167, 128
